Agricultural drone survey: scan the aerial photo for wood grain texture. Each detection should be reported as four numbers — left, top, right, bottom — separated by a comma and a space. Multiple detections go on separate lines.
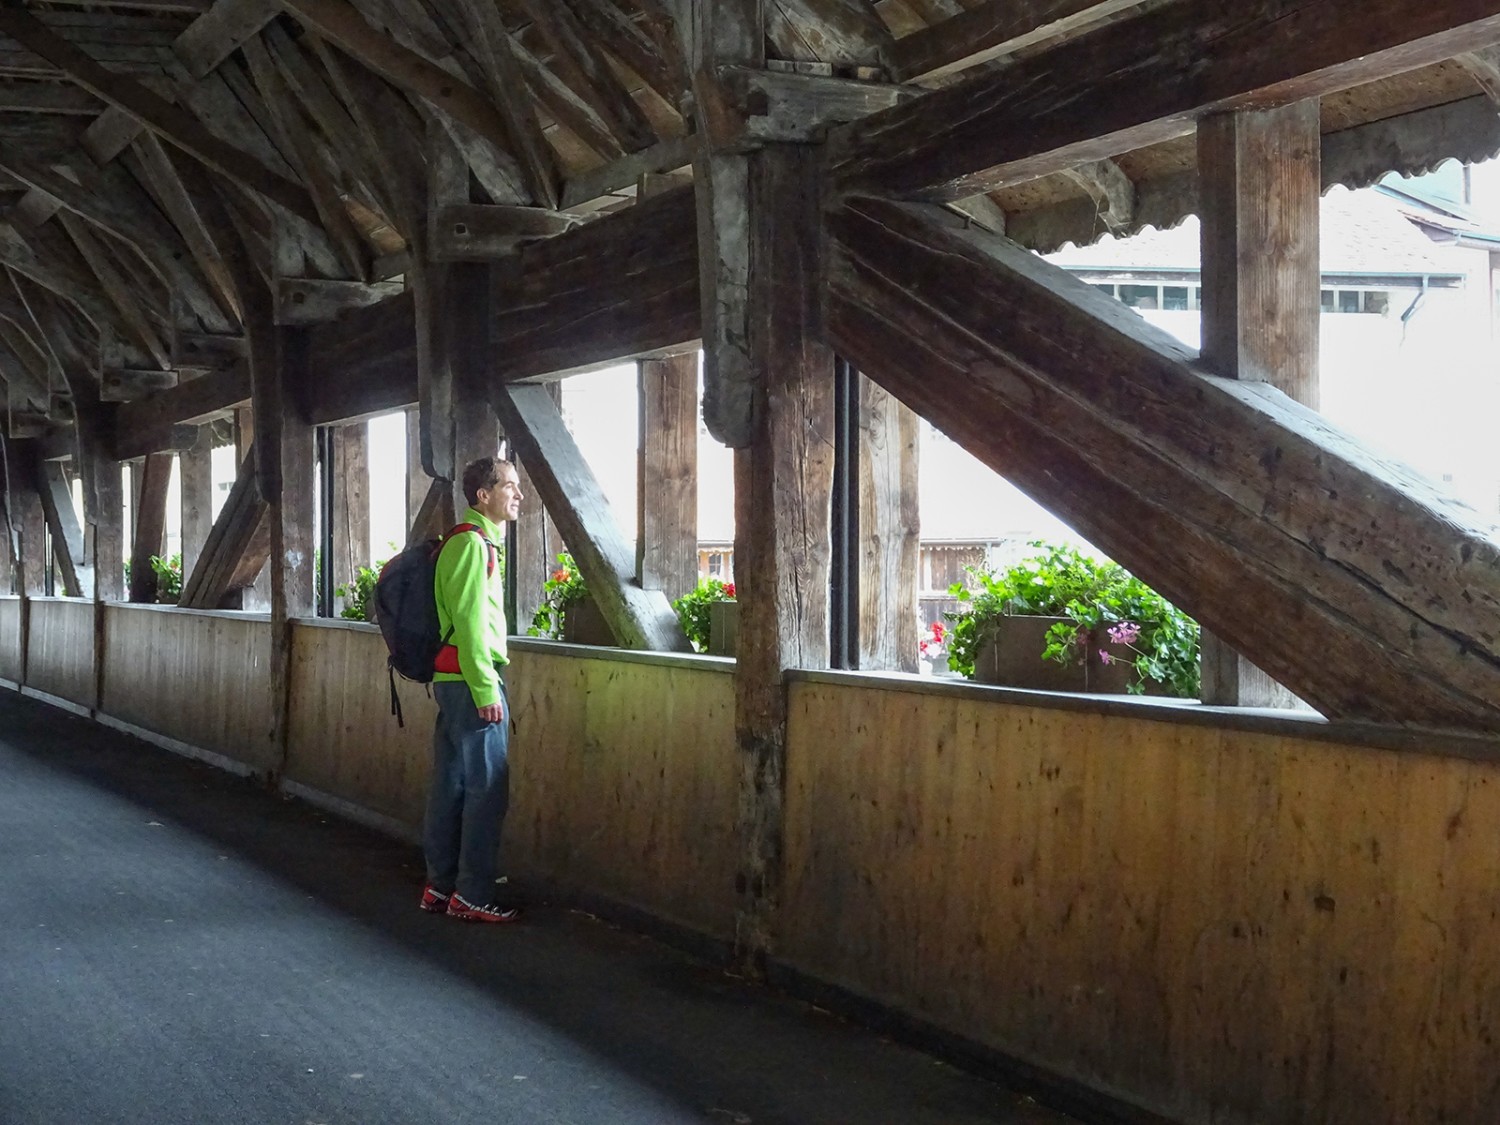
730, 144, 836, 963
504, 648, 739, 939
829, 0, 1500, 201
857, 375, 919, 672
0, 596, 20, 682
24, 597, 95, 709
1198, 103, 1320, 708
780, 677, 1500, 1123
825, 197, 1500, 730
100, 605, 276, 772
283, 619, 435, 828
636, 352, 699, 602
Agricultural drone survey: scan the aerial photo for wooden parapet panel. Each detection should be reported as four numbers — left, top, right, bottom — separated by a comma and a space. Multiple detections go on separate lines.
283, 619, 436, 830
24, 598, 95, 709
99, 605, 275, 774
0, 596, 22, 683
504, 646, 739, 941
779, 673, 1500, 1124
282, 627, 740, 940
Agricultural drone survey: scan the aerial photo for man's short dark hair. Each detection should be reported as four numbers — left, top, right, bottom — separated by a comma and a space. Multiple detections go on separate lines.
462, 457, 513, 507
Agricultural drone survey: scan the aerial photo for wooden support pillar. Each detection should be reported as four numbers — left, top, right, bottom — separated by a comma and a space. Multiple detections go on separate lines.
637, 353, 699, 601
510, 384, 562, 633
0, 490, 13, 594
687, 2, 766, 450
269, 323, 316, 776
15, 474, 46, 596
234, 406, 269, 610
180, 424, 214, 579
126, 452, 171, 602
75, 401, 124, 603
445, 261, 500, 517
1197, 102, 1320, 708
857, 375, 920, 672
723, 144, 835, 968
404, 406, 430, 536
330, 423, 370, 601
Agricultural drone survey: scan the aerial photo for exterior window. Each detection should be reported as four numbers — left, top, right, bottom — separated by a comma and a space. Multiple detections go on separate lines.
1119, 284, 1159, 310
1322, 287, 1392, 314
1363, 291, 1390, 315
1162, 286, 1189, 311
1321, 289, 1335, 311
1090, 282, 1117, 297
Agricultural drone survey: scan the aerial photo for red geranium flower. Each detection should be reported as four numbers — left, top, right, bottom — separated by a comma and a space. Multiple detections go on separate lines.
723, 583, 736, 598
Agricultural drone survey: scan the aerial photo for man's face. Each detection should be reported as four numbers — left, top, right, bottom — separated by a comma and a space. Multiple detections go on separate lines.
476, 464, 523, 524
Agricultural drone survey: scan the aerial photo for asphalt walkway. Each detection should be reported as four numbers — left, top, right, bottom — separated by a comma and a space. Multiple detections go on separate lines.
0, 689, 1080, 1125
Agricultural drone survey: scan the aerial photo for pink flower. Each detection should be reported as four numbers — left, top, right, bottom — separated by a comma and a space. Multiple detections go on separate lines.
1098, 650, 1113, 665
1107, 621, 1141, 646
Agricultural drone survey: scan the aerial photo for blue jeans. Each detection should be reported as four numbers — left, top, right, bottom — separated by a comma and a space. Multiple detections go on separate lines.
424, 680, 510, 904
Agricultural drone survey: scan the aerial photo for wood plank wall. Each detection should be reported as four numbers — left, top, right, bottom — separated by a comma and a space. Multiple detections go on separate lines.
284, 619, 437, 829
24, 598, 95, 708
100, 605, 276, 773
780, 679, 1500, 1125
0, 596, 21, 682
503, 649, 739, 940
283, 630, 741, 939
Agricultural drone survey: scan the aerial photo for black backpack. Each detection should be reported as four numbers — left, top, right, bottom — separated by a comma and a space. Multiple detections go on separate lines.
374, 523, 497, 726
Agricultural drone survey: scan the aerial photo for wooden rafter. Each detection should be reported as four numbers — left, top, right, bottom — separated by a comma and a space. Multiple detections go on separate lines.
0, 4, 323, 225
829, 0, 1500, 201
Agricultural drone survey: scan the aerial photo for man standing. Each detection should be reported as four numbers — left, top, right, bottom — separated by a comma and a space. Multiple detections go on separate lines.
419, 457, 524, 923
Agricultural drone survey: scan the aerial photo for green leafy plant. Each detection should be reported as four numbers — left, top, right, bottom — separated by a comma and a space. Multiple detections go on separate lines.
149, 552, 182, 604
337, 559, 384, 623
671, 577, 735, 653
945, 541, 1199, 697
944, 542, 1118, 679
528, 552, 586, 639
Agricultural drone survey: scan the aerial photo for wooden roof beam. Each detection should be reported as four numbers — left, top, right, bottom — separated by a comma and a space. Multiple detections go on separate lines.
829, 0, 1500, 202
0, 4, 323, 224
826, 195, 1500, 730
889, 0, 1143, 84
276, 0, 536, 201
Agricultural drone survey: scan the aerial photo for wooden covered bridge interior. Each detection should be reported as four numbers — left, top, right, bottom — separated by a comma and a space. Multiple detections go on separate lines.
3, 0, 1500, 1121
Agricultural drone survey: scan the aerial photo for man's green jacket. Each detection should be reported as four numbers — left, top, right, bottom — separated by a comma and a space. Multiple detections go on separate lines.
433, 507, 509, 708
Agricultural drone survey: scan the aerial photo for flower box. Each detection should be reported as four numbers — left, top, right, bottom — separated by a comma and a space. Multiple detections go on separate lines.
973, 616, 1086, 692
562, 594, 615, 646
708, 600, 738, 657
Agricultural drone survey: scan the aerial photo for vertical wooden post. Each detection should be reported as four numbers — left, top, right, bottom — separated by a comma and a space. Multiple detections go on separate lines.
268, 322, 316, 776
330, 423, 371, 603
16, 475, 46, 595
724, 144, 835, 968
445, 261, 500, 518
1197, 102, 1320, 707
0, 490, 12, 594
510, 383, 562, 633
126, 453, 171, 602
637, 353, 699, 602
404, 406, 429, 535
180, 424, 214, 579
857, 376, 920, 672
234, 406, 269, 610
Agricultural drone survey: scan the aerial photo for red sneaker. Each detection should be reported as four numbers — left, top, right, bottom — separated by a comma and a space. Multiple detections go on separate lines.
447, 892, 520, 924
419, 886, 451, 914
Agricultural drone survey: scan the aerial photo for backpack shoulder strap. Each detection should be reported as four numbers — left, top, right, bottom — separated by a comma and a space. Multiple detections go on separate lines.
442, 522, 498, 578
